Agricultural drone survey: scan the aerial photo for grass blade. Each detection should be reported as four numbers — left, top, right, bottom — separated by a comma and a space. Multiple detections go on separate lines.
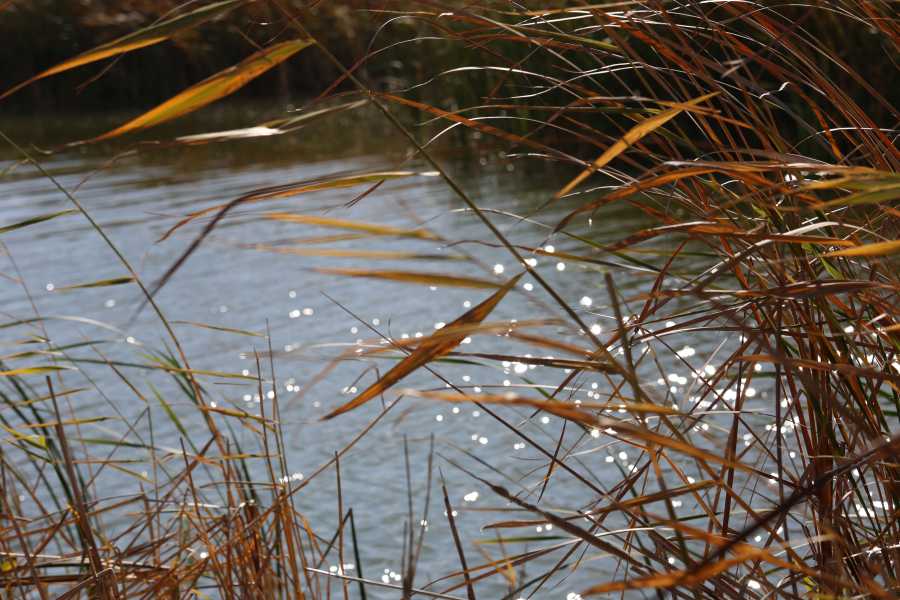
314, 269, 502, 289
51, 277, 134, 291
79, 40, 313, 143
0, 0, 251, 100
0, 210, 77, 234
324, 274, 522, 418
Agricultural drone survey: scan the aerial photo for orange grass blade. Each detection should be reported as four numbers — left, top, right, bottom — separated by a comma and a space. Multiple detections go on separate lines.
550, 93, 719, 202
324, 274, 523, 419
83, 40, 313, 143
0, 0, 252, 100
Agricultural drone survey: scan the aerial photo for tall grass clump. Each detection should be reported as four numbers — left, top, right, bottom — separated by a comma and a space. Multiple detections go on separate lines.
2, 1, 900, 599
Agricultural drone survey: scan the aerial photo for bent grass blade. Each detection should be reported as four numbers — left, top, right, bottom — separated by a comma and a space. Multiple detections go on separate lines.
0, 0, 252, 100
74, 40, 313, 144
324, 274, 523, 419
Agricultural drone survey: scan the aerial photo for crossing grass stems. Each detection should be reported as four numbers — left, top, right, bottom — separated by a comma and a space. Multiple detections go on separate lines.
2, 1, 900, 599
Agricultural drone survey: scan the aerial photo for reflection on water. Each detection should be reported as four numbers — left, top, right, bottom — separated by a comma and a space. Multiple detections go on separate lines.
0, 102, 766, 597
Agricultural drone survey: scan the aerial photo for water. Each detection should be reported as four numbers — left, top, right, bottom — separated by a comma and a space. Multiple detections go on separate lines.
0, 103, 774, 597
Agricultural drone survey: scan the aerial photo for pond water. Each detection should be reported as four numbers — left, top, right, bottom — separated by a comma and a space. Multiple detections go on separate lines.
0, 103, 775, 598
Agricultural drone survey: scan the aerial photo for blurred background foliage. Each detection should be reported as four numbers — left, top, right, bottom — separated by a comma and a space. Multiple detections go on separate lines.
4, 0, 900, 138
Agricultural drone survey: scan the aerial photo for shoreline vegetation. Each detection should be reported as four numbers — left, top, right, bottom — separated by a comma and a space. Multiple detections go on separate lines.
3, 1, 900, 599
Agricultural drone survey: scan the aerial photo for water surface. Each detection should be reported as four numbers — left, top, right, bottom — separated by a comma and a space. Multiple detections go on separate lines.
0, 103, 767, 598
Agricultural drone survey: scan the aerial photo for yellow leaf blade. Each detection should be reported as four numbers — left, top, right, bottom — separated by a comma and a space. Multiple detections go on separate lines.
0, 210, 78, 234
52, 277, 134, 291
19, 416, 118, 429
552, 93, 719, 201
88, 40, 313, 142
0, 0, 252, 100
0, 366, 77, 377
825, 239, 900, 257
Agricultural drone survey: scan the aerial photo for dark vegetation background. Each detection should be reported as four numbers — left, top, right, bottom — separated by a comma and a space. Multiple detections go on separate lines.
5, 0, 898, 145
2, 0, 428, 112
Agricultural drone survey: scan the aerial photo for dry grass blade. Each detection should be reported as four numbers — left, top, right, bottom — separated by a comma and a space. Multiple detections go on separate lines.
313, 269, 503, 289
75, 39, 313, 144
265, 213, 440, 239
169, 321, 267, 338
156, 172, 431, 243
324, 274, 522, 419
0, 366, 76, 377
0, 210, 78, 234
50, 277, 134, 291
7, 1, 900, 598
397, 389, 676, 415
548, 93, 719, 204
129, 100, 369, 153
824, 239, 900, 257
599, 221, 856, 254
374, 93, 574, 160
0, 0, 251, 101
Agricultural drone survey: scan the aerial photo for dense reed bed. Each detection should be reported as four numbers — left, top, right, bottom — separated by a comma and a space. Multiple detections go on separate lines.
3, 0, 900, 599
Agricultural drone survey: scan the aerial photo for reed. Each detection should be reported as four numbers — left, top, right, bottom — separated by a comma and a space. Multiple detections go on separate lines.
2, 1, 900, 599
